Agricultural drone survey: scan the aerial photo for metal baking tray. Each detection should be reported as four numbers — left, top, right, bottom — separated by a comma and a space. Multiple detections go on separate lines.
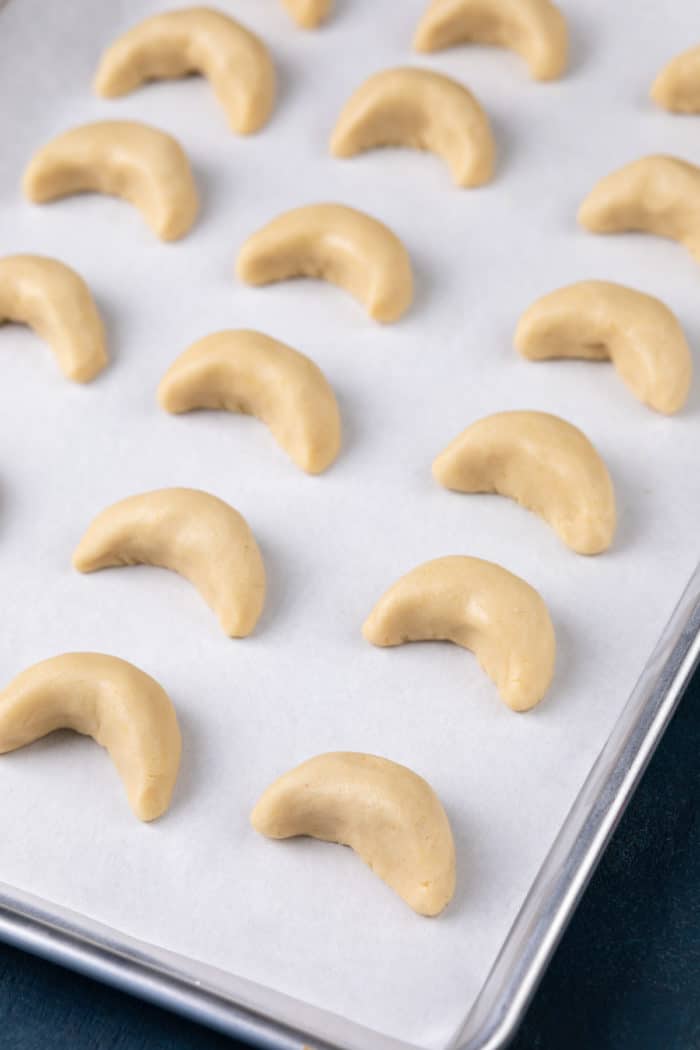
1, 1, 699, 1048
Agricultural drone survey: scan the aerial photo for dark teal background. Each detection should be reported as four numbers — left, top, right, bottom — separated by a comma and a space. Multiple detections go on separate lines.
0, 670, 697, 1050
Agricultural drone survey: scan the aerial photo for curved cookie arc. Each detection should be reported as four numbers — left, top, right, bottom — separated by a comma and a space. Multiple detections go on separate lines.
651, 46, 700, 113
330, 66, 495, 187
363, 555, 556, 711
0, 653, 181, 821
0, 254, 107, 382
413, 0, 568, 81
73, 488, 266, 637
578, 155, 700, 263
252, 752, 456, 916
515, 281, 693, 415
236, 203, 414, 322
433, 411, 616, 555
94, 7, 276, 134
158, 329, 341, 474
23, 121, 199, 241
282, 0, 332, 29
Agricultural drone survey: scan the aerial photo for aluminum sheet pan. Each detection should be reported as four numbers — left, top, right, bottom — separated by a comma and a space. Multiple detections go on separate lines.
0, 1, 699, 1048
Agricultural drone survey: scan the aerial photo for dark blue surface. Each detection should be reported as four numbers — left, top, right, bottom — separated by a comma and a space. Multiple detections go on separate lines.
0, 671, 697, 1050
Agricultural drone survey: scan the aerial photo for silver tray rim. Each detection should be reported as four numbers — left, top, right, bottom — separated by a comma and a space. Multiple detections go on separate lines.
456, 563, 700, 1050
1, 0, 699, 1045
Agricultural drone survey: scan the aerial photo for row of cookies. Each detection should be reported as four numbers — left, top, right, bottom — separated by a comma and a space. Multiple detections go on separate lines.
285, 0, 700, 110
1, 240, 691, 408
60, 487, 556, 716
0, 650, 455, 916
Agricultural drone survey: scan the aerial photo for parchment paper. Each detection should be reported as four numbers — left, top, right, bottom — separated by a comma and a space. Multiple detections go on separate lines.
0, 1, 698, 1047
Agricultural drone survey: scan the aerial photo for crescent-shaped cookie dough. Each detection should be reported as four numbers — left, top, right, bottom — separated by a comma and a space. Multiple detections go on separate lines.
578, 155, 700, 264
23, 121, 199, 241
515, 282, 693, 415
330, 67, 495, 188
0, 254, 107, 383
363, 556, 555, 711
158, 330, 341, 474
73, 488, 265, 637
236, 203, 414, 322
433, 411, 616, 555
94, 8, 276, 135
413, 0, 568, 82
651, 46, 700, 113
251, 752, 456, 916
282, 0, 332, 29
0, 653, 181, 821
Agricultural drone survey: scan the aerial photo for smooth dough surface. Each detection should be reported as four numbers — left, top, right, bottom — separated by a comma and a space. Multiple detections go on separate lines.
578, 155, 700, 264
515, 281, 693, 415
281, 0, 332, 29
158, 329, 341, 474
252, 752, 456, 916
651, 46, 700, 113
363, 556, 556, 712
73, 488, 266, 637
330, 66, 495, 188
433, 411, 616, 554
0, 254, 107, 383
413, 0, 568, 81
0, 653, 181, 821
236, 203, 414, 323
23, 121, 199, 241
94, 8, 276, 135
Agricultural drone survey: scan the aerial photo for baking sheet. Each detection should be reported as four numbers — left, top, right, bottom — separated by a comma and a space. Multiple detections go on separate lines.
0, 1, 699, 1048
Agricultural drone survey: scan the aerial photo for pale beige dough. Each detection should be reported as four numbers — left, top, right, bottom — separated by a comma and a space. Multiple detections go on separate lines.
578, 155, 700, 264
236, 203, 414, 323
281, 0, 332, 29
158, 330, 341, 475
433, 411, 616, 555
94, 8, 276, 135
73, 488, 265, 637
515, 282, 693, 415
363, 556, 555, 712
651, 46, 700, 112
251, 752, 456, 916
0, 254, 107, 383
413, 0, 568, 81
0, 653, 181, 821
330, 66, 495, 188
23, 121, 199, 242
